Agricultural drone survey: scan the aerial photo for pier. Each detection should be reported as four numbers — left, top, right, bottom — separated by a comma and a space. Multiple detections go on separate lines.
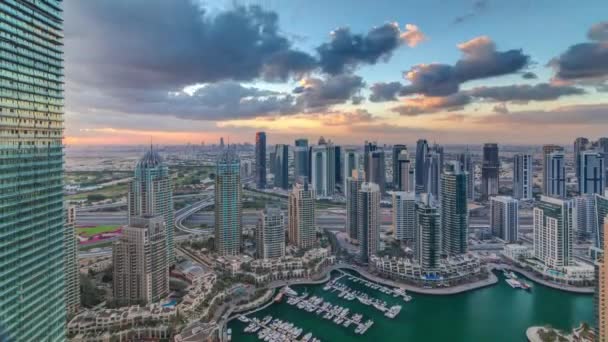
239, 315, 321, 342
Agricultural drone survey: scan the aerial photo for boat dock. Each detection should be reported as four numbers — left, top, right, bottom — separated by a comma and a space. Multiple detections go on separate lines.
337, 270, 413, 302
239, 315, 321, 342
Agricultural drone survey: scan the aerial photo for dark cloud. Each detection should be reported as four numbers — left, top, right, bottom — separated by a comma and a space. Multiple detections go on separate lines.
294, 75, 365, 109
476, 103, 608, 125
588, 21, 608, 41
493, 103, 509, 114
521, 71, 538, 79
400, 37, 529, 96
317, 23, 408, 75
551, 22, 608, 81
468, 83, 584, 102
391, 93, 472, 116
369, 82, 404, 102
453, 0, 489, 24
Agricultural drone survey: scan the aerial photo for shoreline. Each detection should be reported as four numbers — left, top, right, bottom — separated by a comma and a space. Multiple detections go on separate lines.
498, 264, 594, 295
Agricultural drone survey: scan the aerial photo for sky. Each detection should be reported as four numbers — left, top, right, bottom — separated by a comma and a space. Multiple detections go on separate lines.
62, 0, 608, 146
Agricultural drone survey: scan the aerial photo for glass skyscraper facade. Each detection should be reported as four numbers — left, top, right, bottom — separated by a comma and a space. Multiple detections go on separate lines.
215, 148, 242, 256
0, 0, 66, 340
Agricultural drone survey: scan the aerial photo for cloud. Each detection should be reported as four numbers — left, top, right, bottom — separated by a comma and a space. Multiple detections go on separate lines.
400, 36, 529, 96
453, 0, 489, 24
293, 75, 365, 109
468, 83, 585, 103
391, 93, 472, 115
317, 23, 421, 75
369, 82, 404, 102
475, 103, 608, 125
551, 21, 608, 81
307, 109, 375, 126
401, 24, 427, 47
493, 103, 509, 114
522, 72, 538, 79
588, 21, 608, 41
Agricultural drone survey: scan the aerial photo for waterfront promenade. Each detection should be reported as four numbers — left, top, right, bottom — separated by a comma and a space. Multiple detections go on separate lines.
497, 264, 594, 294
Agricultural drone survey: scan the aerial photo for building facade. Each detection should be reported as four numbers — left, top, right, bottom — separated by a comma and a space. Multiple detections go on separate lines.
113, 216, 170, 305
215, 149, 243, 256
294, 138, 309, 181
574, 137, 590, 181
65, 205, 80, 317
0, 1, 67, 339
255, 132, 267, 189
490, 196, 519, 243
533, 196, 573, 268
369, 150, 386, 195
596, 218, 608, 341
392, 144, 407, 188
546, 151, 567, 198
542, 144, 564, 196
358, 182, 381, 263
311, 144, 336, 197
288, 181, 316, 249
578, 150, 604, 195
458, 149, 475, 200
395, 150, 415, 192
481, 143, 500, 200
343, 148, 359, 192
513, 153, 533, 200
415, 194, 442, 269
441, 162, 469, 255
426, 151, 442, 200
129, 147, 175, 262
415, 139, 429, 193
273, 144, 289, 190
346, 169, 364, 242
256, 208, 286, 259
393, 191, 417, 242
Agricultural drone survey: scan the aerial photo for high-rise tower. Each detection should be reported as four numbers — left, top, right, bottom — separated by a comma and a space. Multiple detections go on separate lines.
0, 1, 67, 339
294, 138, 309, 181
64, 205, 80, 317
288, 181, 316, 249
542, 144, 564, 195
513, 153, 533, 200
441, 161, 469, 255
256, 207, 286, 259
490, 196, 519, 243
392, 144, 407, 188
215, 148, 243, 256
481, 143, 500, 200
273, 144, 289, 189
358, 182, 381, 263
578, 150, 604, 195
255, 132, 267, 189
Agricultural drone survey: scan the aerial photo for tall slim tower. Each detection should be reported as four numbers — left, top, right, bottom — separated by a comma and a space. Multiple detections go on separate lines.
546, 151, 567, 198
64, 205, 80, 317
358, 182, 381, 263
0, 2, 66, 339
255, 132, 267, 189
415, 194, 441, 270
426, 151, 442, 200
392, 144, 407, 188
457, 149, 475, 200
256, 207, 285, 259
294, 138, 309, 181
596, 218, 608, 342
441, 161, 469, 255
578, 150, 604, 195
215, 148, 243, 256
273, 144, 289, 189
129, 147, 175, 262
490, 196, 519, 243
113, 216, 169, 305
288, 181, 316, 249
393, 191, 417, 241
533, 196, 573, 268
396, 150, 415, 192
542, 144, 564, 195
574, 137, 590, 181
363, 141, 378, 182
346, 170, 365, 242
369, 150, 386, 194
343, 148, 359, 192
311, 144, 336, 197
415, 139, 429, 193
513, 153, 533, 200
481, 143, 500, 200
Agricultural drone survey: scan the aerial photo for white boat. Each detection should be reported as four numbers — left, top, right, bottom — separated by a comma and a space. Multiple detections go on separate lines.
283, 286, 298, 296
506, 278, 522, 289
238, 315, 249, 323
302, 332, 312, 342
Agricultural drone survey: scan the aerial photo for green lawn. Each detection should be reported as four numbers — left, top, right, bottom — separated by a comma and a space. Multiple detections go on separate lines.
66, 183, 128, 201
76, 225, 120, 237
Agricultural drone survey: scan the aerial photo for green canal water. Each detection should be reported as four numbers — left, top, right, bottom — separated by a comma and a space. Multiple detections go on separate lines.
228, 270, 593, 342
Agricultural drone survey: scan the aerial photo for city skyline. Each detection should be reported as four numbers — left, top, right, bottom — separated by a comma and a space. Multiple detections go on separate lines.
62, 1, 608, 145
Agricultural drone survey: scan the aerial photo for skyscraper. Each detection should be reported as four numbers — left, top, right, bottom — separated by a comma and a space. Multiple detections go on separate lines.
415, 139, 429, 193
113, 216, 170, 305
415, 194, 441, 270
578, 150, 604, 195
294, 138, 309, 181
343, 148, 359, 192
392, 144, 407, 188
288, 181, 316, 249
542, 144, 564, 195
396, 150, 415, 192
458, 149, 475, 200
215, 148, 243, 256
573, 194, 597, 242
369, 150, 386, 194
0, 2, 66, 338
393, 191, 417, 241
358, 182, 381, 263
255, 132, 267, 189
273, 144, 289, 189
334, 145, 342, 186
513, 153, 533, 200
426, 151, 442, 200
533, 196, 573, 268
311, 144, 336, 197
481, 143, 500, 200
546, 151, 567, 198
596, 218, 608, 342
595, 193, 608, 249
441, 161, 469, 255
129, 147, 175, 262
574, 137, 590, 181
346, 169, 365, 242
363, 140, 378, 182
490, 196, 519, 243
256, 207, 286, 259
64, 205, 80, 317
